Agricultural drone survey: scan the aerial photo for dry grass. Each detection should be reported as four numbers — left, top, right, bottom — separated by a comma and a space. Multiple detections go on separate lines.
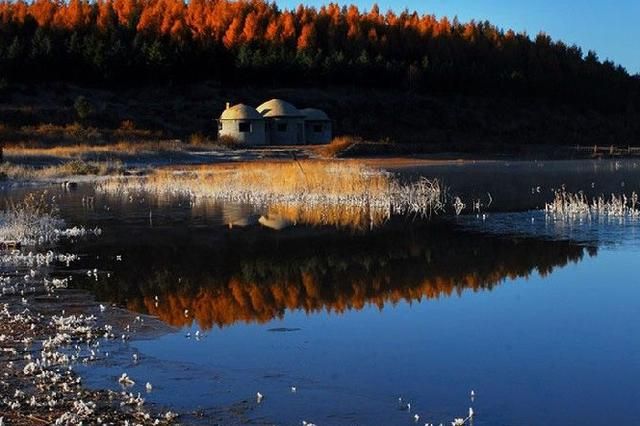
4, 138, 231, 163
0, 159, 125, 180
4, 140, 189, 158
98, 160, 444, 228
141, 160, 394, 201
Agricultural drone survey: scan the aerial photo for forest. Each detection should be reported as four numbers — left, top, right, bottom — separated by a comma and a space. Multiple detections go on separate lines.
1, 0, 639, 114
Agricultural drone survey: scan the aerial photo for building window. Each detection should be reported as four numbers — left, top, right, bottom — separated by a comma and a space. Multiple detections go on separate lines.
238, 122, 251, 132
218, 121, 223, 131
277, 123, 288, 132
313, 124, 323, 133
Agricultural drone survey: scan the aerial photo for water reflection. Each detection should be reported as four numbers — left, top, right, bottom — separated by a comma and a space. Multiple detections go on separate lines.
69, 221, 593, 330
399, 159, 640, 212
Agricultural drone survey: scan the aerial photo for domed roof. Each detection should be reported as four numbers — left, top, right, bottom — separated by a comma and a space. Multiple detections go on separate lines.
257, 99, 303, 118
301, 108, 330, 121
220, 104, 263, 120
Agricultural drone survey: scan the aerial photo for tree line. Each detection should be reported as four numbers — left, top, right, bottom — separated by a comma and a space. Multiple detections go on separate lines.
1, 0, 638, 112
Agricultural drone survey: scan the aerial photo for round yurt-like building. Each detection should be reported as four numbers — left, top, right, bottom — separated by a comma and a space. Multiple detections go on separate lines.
301, 108, 332, 144
257, 99, 306, 145
218, 103, 266, 145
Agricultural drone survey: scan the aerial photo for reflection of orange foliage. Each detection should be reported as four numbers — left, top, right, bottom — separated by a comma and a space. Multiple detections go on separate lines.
128, 264, 574, 330
108, 220, 588, 332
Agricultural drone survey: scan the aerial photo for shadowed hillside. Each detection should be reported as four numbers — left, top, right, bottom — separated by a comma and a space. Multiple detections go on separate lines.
2, 83, 639, 151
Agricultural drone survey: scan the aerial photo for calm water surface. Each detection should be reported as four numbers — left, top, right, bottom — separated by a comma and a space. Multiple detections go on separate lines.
6, 159, 638, 425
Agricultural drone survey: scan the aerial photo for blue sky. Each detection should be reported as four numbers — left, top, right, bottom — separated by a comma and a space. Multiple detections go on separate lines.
278, 0, 640, 74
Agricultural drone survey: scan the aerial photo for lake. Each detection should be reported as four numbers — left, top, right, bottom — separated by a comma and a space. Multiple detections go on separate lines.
4, 159, 639, 425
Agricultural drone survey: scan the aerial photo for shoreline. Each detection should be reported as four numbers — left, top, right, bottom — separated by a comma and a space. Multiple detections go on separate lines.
0, 237, 266, 425
0, 285, 178, 424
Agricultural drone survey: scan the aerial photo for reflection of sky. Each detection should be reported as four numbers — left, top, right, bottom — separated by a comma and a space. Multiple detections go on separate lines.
458, 210, 640, 249
80, 246, 639, 425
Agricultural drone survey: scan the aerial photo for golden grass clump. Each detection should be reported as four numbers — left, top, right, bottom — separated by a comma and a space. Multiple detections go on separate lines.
98, 160, 443, 229
125, 160, 393, 202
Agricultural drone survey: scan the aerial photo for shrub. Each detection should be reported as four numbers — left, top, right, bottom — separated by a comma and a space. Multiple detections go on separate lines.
189, 132, 212, 146
73, 96, 93, 120
318, 135, 362, 157
58, 159, 100, 175
119, 120, 136, 131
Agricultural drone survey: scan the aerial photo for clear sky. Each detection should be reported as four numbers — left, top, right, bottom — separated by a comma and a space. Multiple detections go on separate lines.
278, 0, 640, 75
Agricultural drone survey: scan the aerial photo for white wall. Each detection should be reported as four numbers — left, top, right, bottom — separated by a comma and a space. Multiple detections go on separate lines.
219, 119, 266, 145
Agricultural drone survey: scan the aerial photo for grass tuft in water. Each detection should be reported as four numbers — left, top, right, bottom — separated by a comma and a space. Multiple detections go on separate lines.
0, 192, 102, 246
545, 188, 640, 219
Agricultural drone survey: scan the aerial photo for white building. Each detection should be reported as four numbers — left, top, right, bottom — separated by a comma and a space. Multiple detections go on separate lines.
218, 99, 331, 145
300, 108, 332, 145
218, 103, 266, 145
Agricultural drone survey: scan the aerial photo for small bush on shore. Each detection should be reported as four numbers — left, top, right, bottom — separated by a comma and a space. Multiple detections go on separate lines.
74, 96, 93, 120
318, 136, 362, 157
189, 132, 213, 146
216, 135, 241, 148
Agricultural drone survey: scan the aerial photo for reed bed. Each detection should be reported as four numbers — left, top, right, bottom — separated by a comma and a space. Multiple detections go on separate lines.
545, 188, 640, 220
0, 159, 125, 180
98, 161, 444, 226
4, 140, 187, 158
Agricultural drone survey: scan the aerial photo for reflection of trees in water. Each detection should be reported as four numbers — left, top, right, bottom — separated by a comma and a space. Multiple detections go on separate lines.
77, 223, 593, 330
99, 188, 424, 231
